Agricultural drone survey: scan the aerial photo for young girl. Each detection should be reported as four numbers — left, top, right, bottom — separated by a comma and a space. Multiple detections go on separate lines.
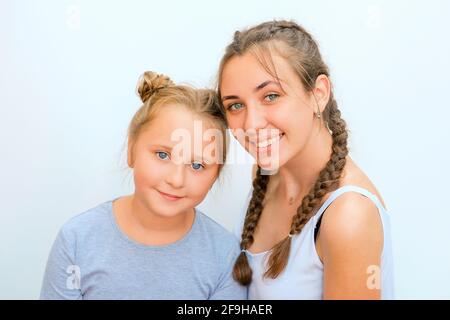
40, 71, 247, 299
218, 20, 394, 299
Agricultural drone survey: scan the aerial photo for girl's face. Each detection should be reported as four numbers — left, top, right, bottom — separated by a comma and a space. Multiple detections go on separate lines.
220, 51, 318, 170
128, 105, 221, 218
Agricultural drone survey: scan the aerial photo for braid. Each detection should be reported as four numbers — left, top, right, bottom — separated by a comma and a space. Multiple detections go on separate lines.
265, 96, 349, 279
232, 167, 270, 285
219, 19, 350, 280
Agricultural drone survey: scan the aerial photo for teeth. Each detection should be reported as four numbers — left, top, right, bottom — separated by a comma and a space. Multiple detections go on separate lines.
256, 134, 283, 148
257, 139, 272, 148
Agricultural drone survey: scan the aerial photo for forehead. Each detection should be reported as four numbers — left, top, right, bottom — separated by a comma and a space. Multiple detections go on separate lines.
220, 49, 301, 95
149, 104, 197, 134
139, 105, 222, 147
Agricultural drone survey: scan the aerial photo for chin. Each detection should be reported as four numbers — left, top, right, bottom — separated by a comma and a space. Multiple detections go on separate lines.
139, 192, 183, 218
257, 161, 280, 173
257, 151, 290, 173
151, 205, 186, 218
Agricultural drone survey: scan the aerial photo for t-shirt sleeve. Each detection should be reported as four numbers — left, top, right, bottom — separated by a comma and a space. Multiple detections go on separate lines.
39, 226, 82, 300
209, 239, 248, 300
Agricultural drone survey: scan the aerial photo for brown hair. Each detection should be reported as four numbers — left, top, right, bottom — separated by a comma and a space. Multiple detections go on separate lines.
128, 71, 228, 172
217, 20, 349, 285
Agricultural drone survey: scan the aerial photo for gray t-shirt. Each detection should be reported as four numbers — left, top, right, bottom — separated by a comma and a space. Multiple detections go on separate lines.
40, 199, 247, 300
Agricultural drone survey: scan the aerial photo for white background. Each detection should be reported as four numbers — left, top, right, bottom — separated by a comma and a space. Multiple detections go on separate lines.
1, 0, 449, 299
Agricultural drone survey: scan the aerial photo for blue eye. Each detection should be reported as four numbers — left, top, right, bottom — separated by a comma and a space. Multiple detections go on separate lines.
156, 151, 170, 160
265, 93, 279, 102
227, 103, 244, 111
191, 162, 204, 171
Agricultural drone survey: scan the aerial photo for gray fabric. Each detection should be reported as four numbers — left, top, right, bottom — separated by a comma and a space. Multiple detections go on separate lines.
40, 199, 247, 300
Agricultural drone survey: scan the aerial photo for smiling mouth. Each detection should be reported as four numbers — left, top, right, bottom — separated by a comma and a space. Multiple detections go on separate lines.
157, 190, 184, 201
249, 133, 285, 150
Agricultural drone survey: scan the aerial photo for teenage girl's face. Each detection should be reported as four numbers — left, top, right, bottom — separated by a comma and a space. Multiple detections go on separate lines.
220, 51, 320, 170
128, 105, 221, 218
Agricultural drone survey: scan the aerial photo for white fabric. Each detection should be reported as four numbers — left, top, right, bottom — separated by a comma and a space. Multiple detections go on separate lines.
234, 185, 395, 299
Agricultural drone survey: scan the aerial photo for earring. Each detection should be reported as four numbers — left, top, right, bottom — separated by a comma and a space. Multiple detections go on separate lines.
316, 111, 321, 119
325, 121, 332, 134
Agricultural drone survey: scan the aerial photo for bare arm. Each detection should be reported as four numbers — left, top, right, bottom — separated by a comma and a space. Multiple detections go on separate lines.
316, 192, 384, 300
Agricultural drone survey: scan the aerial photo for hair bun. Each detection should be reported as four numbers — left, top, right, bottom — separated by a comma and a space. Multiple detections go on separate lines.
136, 71, 174, 103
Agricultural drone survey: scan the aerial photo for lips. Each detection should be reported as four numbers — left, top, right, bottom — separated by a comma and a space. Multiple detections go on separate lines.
249, 133, 285, 151
157, 190, 184, 201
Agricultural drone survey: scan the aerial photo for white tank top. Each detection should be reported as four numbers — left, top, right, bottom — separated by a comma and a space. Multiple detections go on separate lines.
234, 185, 395, 299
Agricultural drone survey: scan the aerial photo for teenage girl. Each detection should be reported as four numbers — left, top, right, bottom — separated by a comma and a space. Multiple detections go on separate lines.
217, 20, 394, 299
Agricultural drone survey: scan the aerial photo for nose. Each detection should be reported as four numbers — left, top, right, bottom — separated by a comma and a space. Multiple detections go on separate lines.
165, 164, 185, 189
244, 103, 268, 131
244, 104, 268, 139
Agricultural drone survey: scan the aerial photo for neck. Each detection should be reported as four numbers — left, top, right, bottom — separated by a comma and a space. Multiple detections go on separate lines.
276, 123, 333, 204
129, 194, 194, 233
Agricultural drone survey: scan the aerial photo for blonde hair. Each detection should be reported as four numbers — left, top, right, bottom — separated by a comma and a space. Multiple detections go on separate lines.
128, 71, 228, 172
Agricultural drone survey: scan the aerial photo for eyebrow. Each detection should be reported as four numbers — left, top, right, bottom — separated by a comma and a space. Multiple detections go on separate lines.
255, 80, 277, 92
221, 80, 281, 102
153, 144, 209, 162
153, 144, 173, 151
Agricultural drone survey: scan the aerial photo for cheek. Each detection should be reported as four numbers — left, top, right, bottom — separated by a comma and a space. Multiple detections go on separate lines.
226, 113, 245, 131
133, 154, 164, 189
284, 108, 314, 144
185, 169, 218, 199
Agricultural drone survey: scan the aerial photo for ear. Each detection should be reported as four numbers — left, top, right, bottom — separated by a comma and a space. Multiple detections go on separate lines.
313, 74, 331, 114
127, 137, 135, 168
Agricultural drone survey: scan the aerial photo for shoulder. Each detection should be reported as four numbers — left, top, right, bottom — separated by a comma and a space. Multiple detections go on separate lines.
195, 210, 241, 258
324, 191, 383, 233
318, 191, 384, 260
46, 200, 113, 264
196, 210, 238, 245
316, 189, 387, 298
58, 200, 113, 242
